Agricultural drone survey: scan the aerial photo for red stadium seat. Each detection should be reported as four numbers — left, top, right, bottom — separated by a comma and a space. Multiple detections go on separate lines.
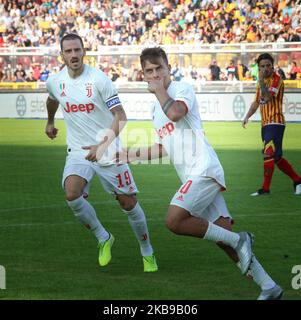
278, 53, 288, 67
291, 52, 301, 62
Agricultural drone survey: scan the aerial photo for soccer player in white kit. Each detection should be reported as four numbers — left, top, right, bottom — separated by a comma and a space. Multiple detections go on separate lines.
118, 47, 283, 299
45, 34, 158, 272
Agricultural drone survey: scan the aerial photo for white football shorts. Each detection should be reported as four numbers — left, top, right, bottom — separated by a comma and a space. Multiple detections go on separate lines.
170, 176, 232, 223
62, 154, 138, 195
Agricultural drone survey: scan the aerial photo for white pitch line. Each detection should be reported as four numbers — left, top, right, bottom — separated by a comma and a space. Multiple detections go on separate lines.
0, 203, 71, 213
0, 221, 76, 228
0, 211, 299, 229
0, 201, 113, 213
0, 218, 163, 228
0, 198, 158, 213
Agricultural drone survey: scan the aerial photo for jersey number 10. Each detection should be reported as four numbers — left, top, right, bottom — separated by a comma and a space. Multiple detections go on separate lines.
179, 180, 193, 194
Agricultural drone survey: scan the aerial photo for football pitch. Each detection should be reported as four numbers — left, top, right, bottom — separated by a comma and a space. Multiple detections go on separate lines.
0, 119, 300, 300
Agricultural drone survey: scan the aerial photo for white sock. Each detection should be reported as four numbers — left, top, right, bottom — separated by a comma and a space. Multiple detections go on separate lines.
123, 202, 153, 257
237, 257, 276, 290
67, 196, 110, 243
204, 221, 240, 249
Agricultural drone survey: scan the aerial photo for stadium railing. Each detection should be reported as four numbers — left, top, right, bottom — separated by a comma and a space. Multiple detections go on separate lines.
1, 80, 301, 93
1, 42, 301, 56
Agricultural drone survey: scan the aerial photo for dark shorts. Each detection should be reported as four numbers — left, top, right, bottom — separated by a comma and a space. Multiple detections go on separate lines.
261, 124, 285, 158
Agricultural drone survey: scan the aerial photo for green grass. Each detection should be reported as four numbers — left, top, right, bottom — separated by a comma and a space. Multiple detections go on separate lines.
0, 119, 300, 300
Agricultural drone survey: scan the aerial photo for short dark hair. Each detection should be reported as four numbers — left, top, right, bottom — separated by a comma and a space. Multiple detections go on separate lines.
140, 47, 169, 69
257, 53, 274, 66
60, 33, 84, 51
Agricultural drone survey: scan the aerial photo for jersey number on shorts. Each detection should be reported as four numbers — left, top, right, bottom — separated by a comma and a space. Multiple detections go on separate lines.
179, 180, 193, 194
116, 171, 132, 188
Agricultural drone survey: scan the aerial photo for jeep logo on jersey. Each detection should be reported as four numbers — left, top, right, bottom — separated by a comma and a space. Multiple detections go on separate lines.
85, 83, 93, 98
156, 122, 175, 139
16, 95, 27, 117
64, 102, 95, 113
233, 95, 246, 119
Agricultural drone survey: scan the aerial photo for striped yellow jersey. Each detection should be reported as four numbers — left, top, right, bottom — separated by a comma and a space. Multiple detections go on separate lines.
255, 72, 285, 126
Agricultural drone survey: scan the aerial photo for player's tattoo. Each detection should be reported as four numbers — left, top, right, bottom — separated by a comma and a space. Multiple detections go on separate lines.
110, 105, 124, 113
162, 98, 174, 115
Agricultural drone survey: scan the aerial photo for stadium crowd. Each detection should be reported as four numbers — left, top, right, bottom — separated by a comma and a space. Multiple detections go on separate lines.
0, 0, 301, 82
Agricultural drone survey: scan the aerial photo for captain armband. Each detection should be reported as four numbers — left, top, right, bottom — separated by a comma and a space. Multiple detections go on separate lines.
162, 98, 174, 114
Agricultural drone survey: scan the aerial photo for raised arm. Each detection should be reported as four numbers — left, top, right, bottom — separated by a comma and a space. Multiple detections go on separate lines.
148, 79, 187, 122
259, 70, 273, 103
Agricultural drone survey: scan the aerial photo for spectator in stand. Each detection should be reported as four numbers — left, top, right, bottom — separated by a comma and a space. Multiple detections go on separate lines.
0, 69, 4, 82
250, 58, 259, 81
220, 71, 228, 81
237, 60, 249, 81
14, 64, 26, 80
0, 0, 300, 51
288, 61, 300, 80
190, 66, 198, 81
99, 62, 110, 75
288, 29, 300, 42
15, 70, 26, 82
246, 26, 257, 43
209, 60, 221, 81
275, 65, 286, 80
26, 70, 37, 82
32, 64, 41, 81
108, 64, 120, 82
171, 63, 183, 82
1, 64, 14, 82
127, 63, 140, 82
227, 73, 238, 82
226, 59, 238, 80
198, 74, 207, 86
244, 71, 254, 81
39, 64, 50, 82
2, 72, 15, 82
282, 12, 291, 26
136, 69, 144, 82
181, 70, 195, 84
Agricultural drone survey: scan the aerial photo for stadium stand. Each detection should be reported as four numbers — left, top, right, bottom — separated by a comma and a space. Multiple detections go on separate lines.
0, 0, 301, 87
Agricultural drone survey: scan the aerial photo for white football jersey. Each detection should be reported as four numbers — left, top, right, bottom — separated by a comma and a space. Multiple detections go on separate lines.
152, 81, 226, 188
46, 65, 123, 165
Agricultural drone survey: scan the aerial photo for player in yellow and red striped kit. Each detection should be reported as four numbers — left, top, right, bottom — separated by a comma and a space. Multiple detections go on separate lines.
243, 53, 301, 196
